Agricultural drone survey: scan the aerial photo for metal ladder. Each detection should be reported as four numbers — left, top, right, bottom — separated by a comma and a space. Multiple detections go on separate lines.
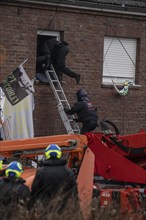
45, 64, 80, 134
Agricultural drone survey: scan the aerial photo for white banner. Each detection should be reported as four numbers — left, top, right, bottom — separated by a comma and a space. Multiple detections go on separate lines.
0, 64, 35, 140
0, 87, 5, 129
0, 64, 34, 106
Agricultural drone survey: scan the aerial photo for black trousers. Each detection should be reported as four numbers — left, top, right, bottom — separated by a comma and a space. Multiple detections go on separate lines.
81, 120, 97, 134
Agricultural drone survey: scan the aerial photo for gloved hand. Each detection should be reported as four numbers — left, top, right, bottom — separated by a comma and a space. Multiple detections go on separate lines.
73, 118, 79, 122
64, 108, 70, 114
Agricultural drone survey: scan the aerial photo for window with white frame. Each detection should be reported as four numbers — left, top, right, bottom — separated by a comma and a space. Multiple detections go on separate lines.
36, 30, 60, 76
102, 36, 137, 85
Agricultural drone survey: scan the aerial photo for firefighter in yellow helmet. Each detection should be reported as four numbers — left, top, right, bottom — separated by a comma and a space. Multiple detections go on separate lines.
0, 161, 31, 207
0, 160, 3, 170
31, 144, 78, 211
0, 159, 5, 178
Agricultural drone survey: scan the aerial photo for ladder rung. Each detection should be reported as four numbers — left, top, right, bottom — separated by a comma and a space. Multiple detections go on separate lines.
59, 100, 67, 102
51, 80, 58, 82
56, 90, 62, 92
47, 70, 54, 73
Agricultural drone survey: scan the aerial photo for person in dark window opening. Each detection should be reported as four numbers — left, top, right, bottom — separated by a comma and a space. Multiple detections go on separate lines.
64, 89, 99, 134
36, 38, 80, 84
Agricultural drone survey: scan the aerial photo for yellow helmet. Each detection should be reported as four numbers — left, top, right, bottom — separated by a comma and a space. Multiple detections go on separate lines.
0, 160, 3, 170
5, 161, 23, 178
45, 144, 62, 159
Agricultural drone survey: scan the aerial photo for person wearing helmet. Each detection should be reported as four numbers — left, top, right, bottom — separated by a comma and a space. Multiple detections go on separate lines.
0, 161, 31, 208
0, 159, 4, 184
31, 144, 78, 211
65, 89, 99, 134
0, 160, 3, 170
0, 158, 6, 178
36, 38, 80, 84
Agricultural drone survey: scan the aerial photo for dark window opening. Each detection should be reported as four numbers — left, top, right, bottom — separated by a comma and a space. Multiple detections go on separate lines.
35, 33, 59, 83
36, 35, 57, 71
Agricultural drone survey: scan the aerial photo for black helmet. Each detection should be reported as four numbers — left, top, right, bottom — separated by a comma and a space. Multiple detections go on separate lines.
76, 89, 88, 101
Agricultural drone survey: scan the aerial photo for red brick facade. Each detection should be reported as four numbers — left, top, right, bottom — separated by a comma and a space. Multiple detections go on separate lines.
0, 2, 146, 136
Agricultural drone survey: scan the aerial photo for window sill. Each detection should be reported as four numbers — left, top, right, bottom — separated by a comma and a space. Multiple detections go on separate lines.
101, 83, 142, 89
34, 78, 49, 85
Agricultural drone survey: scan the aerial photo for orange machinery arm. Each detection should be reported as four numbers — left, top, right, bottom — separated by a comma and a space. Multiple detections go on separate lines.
0, 134, 88, 170
0, 134, 87, 157
0, 133, 88, 186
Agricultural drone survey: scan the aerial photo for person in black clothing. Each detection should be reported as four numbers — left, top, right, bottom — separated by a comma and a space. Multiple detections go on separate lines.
36, 38, 80, 84
0, 161, 31, 208
65, 89, 99, 134
31, 144, 79, 212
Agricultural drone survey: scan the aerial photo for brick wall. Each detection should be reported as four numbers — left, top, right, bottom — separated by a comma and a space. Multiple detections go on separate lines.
0, 2, 146, 136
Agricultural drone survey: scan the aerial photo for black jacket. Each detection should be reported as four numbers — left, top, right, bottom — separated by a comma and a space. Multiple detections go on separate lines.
66, 99, 98, 123
36, 39, 77, 78
0, 176, 31, 206
31, 159, 78, 204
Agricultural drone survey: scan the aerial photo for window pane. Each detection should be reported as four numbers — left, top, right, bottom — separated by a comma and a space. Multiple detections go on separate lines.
102, 37, 137, 85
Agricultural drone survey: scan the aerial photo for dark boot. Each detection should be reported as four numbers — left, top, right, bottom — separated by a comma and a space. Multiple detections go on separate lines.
75, 74, 80, 85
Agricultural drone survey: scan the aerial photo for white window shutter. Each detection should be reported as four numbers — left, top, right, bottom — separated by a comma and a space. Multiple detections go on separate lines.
102, 37, 137, 85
